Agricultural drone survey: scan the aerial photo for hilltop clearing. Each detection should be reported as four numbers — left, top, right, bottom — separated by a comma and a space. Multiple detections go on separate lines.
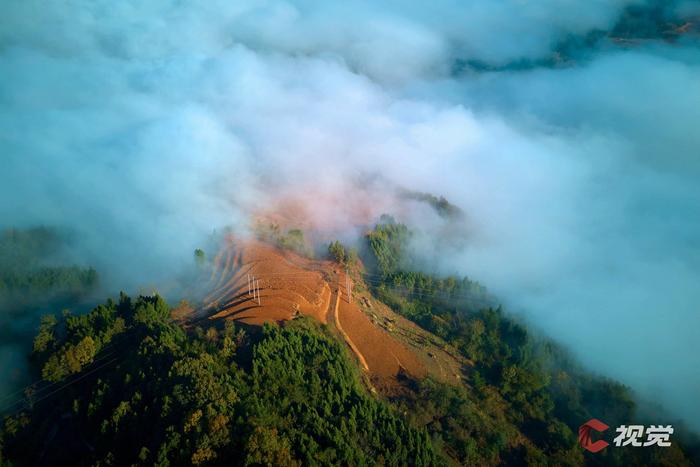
187, 234, 465, 394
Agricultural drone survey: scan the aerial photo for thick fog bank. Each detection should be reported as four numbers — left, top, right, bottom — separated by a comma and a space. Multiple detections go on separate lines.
1, 0, 698, 426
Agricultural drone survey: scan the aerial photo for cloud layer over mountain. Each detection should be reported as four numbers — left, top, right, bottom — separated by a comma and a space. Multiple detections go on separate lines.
1, 0, 699, 426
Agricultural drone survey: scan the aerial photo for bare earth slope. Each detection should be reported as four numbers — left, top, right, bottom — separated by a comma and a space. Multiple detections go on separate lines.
190, 235, 467, 391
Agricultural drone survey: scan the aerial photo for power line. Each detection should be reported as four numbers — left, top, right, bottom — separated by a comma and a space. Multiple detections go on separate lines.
204, 266, 491, 306
1, 264, 489, 411
0, 333, 132, 410
15, 356, 119, 414
0, 340, 126, 416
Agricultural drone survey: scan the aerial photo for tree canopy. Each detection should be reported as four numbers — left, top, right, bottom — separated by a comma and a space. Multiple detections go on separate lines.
1, 295, 436, 466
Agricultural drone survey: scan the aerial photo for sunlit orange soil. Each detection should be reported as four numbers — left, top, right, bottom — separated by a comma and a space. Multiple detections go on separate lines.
191, 234, 467, 391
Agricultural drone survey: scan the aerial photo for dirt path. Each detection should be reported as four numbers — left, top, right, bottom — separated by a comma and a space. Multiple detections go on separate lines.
332, 288, 369, 371
192, 236, 463, 391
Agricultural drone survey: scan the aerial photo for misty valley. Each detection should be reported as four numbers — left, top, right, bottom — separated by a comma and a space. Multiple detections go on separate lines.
0, 220, 698, 466
2, 0, 699, 466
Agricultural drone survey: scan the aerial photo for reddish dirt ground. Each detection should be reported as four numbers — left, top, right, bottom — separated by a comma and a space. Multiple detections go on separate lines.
335, 279, 427, 384
192, 234, 465, 391
199, 236, 332, 325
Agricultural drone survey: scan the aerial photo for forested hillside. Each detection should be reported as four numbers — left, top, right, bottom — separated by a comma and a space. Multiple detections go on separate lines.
362, 217, 699, 466
0, 228, 97, 309
0, 227, 99, 419
0, 295, 434, 466
0, 220, 698, 466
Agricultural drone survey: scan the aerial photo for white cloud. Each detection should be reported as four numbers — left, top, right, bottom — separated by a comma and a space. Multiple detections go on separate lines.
1, 0, 698, 428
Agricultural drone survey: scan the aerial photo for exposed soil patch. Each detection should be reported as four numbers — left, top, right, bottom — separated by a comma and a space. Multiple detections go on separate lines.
191, 235, 467, 392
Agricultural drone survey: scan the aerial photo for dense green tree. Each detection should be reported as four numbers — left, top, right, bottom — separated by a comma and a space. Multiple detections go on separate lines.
364, 219, 698, 466
1, 220, 697, 466
327, 240, 347, 264
0, 227, 98, 308
1, 295, 438, 466
366, 218, 411, 276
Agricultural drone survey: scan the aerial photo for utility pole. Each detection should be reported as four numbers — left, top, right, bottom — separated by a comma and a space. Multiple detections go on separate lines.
247, 273, 251, 296
256, 279, 261, 305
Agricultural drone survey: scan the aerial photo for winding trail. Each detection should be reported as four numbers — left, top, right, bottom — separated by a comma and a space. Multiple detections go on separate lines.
188, 235, 465, 392
332, 288, 369, 372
